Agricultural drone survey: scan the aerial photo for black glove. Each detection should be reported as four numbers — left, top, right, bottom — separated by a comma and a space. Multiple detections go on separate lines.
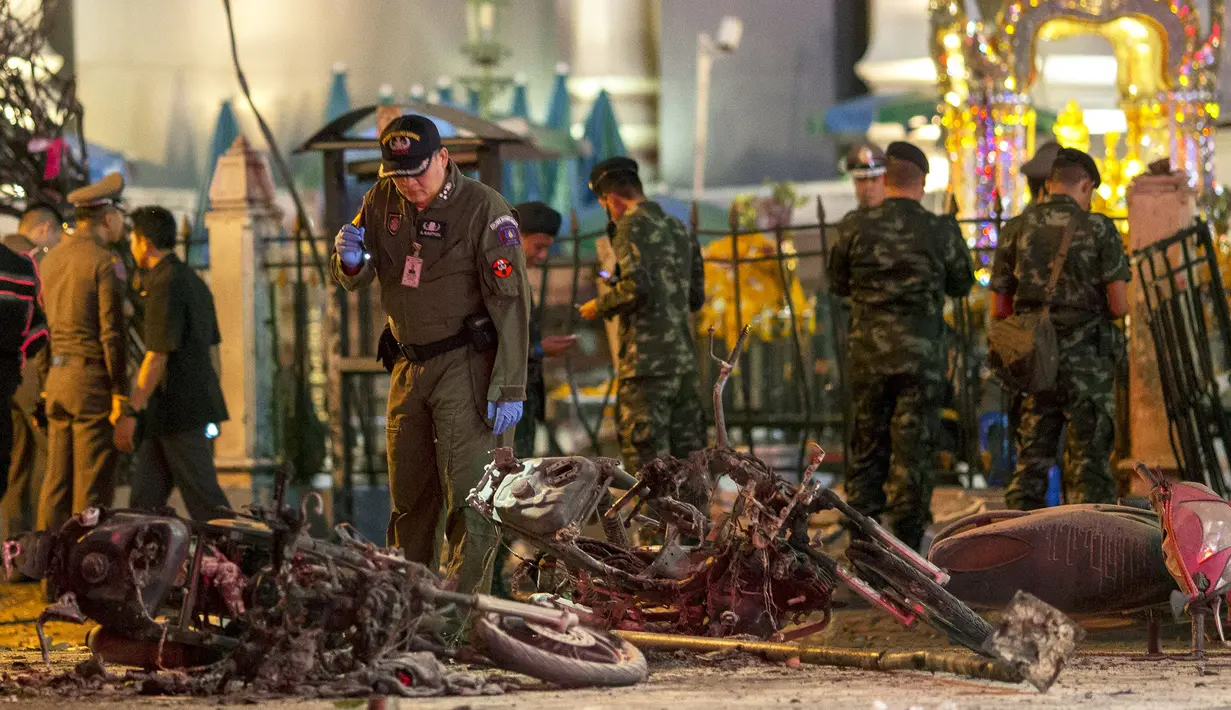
376, 325, 400, 374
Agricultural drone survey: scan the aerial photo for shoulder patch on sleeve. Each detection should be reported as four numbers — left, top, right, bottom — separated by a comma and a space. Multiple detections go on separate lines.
489, 214, 520, 246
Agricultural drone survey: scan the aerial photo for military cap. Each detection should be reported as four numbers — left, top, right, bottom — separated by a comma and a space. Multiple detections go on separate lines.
1053, 147, 1101, 188
588, 156, 639, 194
885, 141, 929, 175
67, 172, 124, 209
379, 114, 442, 178
514, 201, 562, 237
844, 142, 886, 178
1021, 141, 1061, 180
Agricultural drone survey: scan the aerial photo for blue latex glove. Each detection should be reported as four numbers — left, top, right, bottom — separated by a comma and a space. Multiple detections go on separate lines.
334, 224, 365, 268
487, 401, 524, 436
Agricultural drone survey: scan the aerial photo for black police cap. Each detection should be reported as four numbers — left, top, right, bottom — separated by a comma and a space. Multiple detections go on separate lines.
589, 156, 639, 194
379, 114, 442, 178
885, 141, 929, 175
1053, 147, 1101, 189
514, 201, 562, 237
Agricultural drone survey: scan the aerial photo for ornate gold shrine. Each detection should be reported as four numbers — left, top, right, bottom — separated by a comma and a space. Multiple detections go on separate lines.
931, 0, 1224, 220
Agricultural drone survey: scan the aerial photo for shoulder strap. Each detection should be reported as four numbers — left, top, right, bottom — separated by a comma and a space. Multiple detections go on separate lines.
1042, 216, 1078, 312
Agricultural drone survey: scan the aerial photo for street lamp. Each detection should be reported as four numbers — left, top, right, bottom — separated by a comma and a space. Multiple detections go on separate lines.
459, 0, 513, 119
693, 16, 743, 201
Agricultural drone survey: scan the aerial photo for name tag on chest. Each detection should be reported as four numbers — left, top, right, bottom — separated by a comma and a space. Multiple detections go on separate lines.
402, 256, 423, 287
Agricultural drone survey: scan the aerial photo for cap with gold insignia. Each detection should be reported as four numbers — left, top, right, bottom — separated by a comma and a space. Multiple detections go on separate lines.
66, 172, 125, 209
844, 142, 886, 178
379, 114, 442, 178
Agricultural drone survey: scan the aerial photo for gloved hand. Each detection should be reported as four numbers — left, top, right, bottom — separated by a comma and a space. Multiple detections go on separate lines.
334, 224, 366, 269
487, 401, 524, 436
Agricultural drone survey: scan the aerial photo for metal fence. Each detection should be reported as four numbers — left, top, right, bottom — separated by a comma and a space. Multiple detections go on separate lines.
226, 198, 1131, 521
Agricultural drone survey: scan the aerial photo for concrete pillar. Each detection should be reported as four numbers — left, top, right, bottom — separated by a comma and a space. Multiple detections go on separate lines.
567, 0, 659, 176
205, 135, 279, 496
1124, 172, 1195, 488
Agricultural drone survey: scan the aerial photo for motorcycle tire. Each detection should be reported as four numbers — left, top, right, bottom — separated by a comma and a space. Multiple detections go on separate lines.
845, 540, 994, 656
473, 613, 647, 687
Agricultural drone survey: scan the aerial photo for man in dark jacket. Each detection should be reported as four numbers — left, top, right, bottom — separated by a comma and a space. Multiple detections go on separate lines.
0, 238, 48, 500
0, 203, 59, 537
112, 206, 230, 521
511, 201, 577, 457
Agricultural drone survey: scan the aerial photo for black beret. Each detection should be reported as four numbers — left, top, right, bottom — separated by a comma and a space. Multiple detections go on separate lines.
1053, 147, 1101, 189
885, 141, 929, 175
514, 201, 562, 237
589, 156, 639, 194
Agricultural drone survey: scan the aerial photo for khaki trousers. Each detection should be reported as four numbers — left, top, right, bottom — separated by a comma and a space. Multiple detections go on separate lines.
386, 345, 506, 595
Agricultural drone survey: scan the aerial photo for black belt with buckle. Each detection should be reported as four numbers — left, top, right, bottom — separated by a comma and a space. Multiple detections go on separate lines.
399, 330, 471, 363
51, 355, 105, 367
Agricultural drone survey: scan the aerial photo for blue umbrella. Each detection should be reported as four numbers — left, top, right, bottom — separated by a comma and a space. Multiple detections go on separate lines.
84, 142, 129, 184
189, 99, 240, 266
544, 65, 574, 214
432, 81, 461, 138
577, 89, 626, 211
325, 66, 351, 122
501, 82, 545, 204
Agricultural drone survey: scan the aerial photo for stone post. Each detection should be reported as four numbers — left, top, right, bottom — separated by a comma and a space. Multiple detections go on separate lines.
205, 135, 279, 499
1123, 172, 1195, 489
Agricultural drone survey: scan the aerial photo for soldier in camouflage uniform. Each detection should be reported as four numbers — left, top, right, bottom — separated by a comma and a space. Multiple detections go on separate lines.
579, 157, 705, 473
827, 142, 974, 549
991, 148, 1130, 510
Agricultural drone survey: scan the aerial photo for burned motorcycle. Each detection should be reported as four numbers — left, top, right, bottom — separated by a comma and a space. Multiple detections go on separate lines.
11, 472, 646, 690
470, 327, 1079, 676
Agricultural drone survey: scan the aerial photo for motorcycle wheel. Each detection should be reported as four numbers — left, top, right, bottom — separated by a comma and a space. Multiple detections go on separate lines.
473, 613, 647, 687
845, 540, 994, 655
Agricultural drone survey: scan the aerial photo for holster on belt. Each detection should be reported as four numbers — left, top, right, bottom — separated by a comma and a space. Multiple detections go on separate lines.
375, 314, 498, 373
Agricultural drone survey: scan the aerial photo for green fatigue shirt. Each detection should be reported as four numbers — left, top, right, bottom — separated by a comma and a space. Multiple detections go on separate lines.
331, 160, 531, 402
595, 200, 705, 380
137, 254, 228, 436
990, 194, 1131, 328
827, 197, 975, 376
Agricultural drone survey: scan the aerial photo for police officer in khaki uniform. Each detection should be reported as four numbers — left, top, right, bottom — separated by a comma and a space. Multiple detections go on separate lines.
37, 173, 129, 534
332, 115, 530, 596
844, 142, 887, 211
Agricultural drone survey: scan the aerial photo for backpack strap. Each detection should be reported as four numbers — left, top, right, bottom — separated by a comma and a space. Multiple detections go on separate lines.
1042, 217, 1078, 315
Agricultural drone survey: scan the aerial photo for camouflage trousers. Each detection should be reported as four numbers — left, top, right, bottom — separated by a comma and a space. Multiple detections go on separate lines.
845, 368, 944, 550
617, 372, 706, 474
1006, 333, 1117, 510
